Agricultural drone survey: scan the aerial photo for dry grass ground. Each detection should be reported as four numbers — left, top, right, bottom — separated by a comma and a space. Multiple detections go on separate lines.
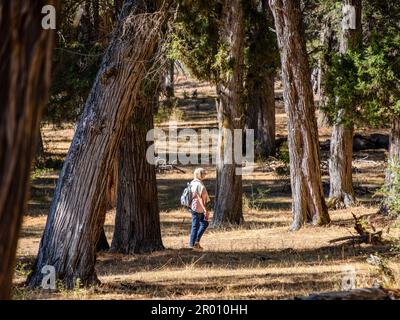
12, 73, 400, 300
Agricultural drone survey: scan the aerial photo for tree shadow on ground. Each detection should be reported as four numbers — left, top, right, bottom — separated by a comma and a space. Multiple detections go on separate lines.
95, 270, 338, 299
96, 242, 392, 276
89, 241, 393, 299
15, 239, 391, 299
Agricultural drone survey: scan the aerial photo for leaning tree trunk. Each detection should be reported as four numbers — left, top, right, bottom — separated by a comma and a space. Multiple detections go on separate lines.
213, 0, 246, 227
269, 0, 330, 231
111, 94, 164, 254
28, 0, 172, 288
0, 0, 56, 299
380, 117, 400, 214
328, 0, 362, 209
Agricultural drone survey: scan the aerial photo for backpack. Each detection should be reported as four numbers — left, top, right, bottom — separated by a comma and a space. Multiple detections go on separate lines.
180, 182, 193, 208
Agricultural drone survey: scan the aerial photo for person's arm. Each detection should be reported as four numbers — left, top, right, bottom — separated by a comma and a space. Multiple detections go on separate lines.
194, 191, 207, 212
199, 190, 209, 221
193, 187, 208, 218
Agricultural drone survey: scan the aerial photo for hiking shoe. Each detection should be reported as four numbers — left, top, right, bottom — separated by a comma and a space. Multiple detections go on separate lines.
193, 243, 203, 250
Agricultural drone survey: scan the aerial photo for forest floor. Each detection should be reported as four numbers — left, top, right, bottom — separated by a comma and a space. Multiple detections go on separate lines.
12, 73, 400, 300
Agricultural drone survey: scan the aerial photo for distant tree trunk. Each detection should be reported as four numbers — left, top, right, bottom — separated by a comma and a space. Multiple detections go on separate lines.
246, 71, 276, 159
263, 75, 276, 157
114, 0, 124, 20
165, 59, 174, 98
78, 1, 93, 45
94, 195, 109, 253
245, 0, 276, 158
0, 0, 56, 300
387, 118, 400, 187
329, 112, 356, 208
95, 156, 120, 252
269, 0, 330, 231
111, 94, 164, 254
92, 0, 100, 35
33, 128, 45, 169
380, 117, 400, 214
35, 128, 45, 162
213, 0, 245, 227
106, 158, 118, 209
152, 93, 160, 113
317, 20, 334, 128
96, 228, 110, 252
328, 0, 362, 209
96, 156, 119, 253
28, 0, 172, 289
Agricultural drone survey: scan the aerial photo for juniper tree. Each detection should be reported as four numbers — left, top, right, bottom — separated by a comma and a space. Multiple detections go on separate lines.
111, 85, 164, 254
269, 0, 330, 230
28, 0, 173, 288
326, 0, 362, 209
359, 1, 400, 215
172, 0, 279, 225
322, 0, 400, 213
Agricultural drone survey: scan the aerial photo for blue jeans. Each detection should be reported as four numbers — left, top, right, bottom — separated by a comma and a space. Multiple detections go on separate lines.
189, 209, 209, 247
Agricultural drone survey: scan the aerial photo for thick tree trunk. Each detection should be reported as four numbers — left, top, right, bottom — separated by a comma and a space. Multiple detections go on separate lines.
269, 0, 330, 231
328, 0, 362, 208
0, 0, 56, 299
213, 0, 245, 227
28, 0, 172, 288
111, 94, 164, 254
380, 117, 400, 214
328, 112, 356, 209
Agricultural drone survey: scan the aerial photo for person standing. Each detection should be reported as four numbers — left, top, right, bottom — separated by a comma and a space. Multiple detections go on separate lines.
189, 168, 210, 250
